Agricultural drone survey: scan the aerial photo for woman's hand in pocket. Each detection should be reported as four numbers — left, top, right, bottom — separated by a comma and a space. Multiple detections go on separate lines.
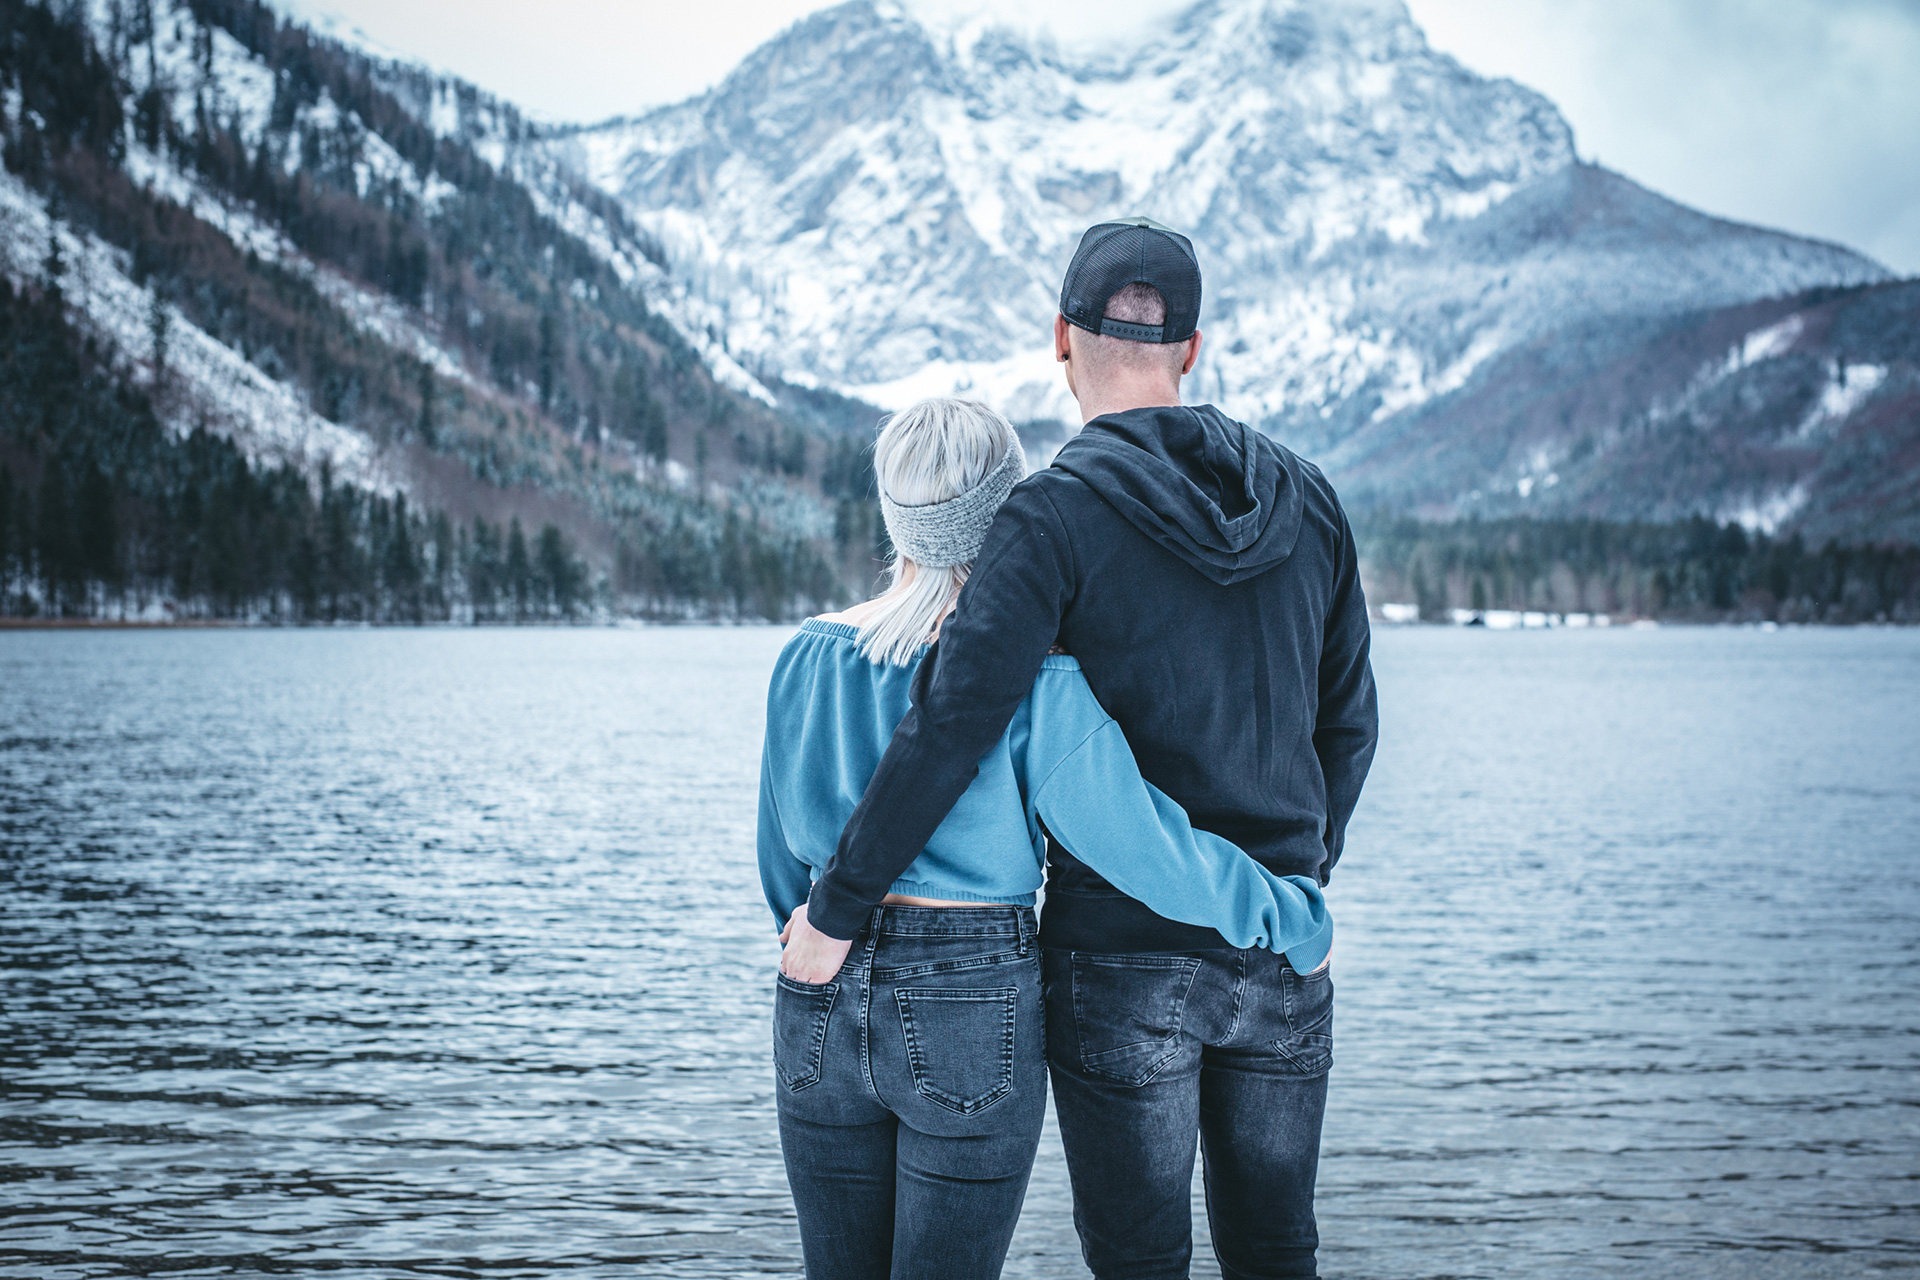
780, 904, 853, 984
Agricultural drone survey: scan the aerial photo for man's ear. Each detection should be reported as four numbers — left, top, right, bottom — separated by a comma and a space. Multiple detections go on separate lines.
1179, 330, 1203, 377
1055, 314, 1080, 397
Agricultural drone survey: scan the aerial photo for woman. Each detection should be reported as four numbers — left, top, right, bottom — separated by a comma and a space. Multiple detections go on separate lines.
757, 397, 1330, 1280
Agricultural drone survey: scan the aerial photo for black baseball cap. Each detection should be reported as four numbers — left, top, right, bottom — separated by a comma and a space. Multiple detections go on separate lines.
1058, 216, 1202, 344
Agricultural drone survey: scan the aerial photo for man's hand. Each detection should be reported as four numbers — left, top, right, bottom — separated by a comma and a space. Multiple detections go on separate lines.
779, 903, 853, 984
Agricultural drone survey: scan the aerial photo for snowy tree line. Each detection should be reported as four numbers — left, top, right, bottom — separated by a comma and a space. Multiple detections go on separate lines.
1358, 512, 1920, 625
0, 265, 848, 622
0, 268, 591, 622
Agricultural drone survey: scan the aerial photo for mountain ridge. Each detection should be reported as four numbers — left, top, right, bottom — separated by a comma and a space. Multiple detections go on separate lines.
549, 0, 1906, 538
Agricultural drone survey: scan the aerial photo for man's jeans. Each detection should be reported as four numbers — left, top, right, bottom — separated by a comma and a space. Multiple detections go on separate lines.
775, 905, 1046, 1280
1044, 946, 1332, 1280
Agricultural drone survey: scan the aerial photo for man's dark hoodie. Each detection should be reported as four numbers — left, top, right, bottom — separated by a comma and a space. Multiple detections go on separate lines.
808, 403, 1379, 951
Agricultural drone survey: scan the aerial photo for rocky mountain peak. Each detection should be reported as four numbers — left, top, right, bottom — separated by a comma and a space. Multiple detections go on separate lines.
234, 0, 1903, 539
564, 0, 1621, 422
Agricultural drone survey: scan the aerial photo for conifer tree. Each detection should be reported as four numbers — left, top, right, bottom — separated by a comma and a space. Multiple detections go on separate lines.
0, 464, 14, 603
42, 232, 65, 314
148, 286, 171, 392
77, 460, 119, 597
290, 531, 320, 620
322, 482, 353, 621
427, 511, 454, 613
644, 397, 667, 463
384, 496, 422, 622
468, 517, 500, 621
780, 425, 808, 477
36, 463, 75, 614
536, 523, 582, 618
204, 481, 242, 611
506, 518, 530, 620
537, 312, 557, 413
416, 361, 436, 447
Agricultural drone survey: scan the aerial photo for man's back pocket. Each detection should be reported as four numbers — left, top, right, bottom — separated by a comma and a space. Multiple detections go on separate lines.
1064, 954, 1202, 1087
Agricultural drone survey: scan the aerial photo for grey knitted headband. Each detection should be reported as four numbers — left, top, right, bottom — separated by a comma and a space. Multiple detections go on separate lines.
880, 438, 1027, 569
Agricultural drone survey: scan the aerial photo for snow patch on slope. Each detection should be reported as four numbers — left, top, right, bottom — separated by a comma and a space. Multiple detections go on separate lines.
1799, 363, 1888, 438
117, 137, 478, 391
1734, 315, 1805, 370
1721, 485, 1809, 535
0, 167, 396, 493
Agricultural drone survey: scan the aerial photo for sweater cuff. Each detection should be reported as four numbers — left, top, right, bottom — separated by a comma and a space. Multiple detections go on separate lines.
805, 876, 869, 942
1282, 915, 1334, 974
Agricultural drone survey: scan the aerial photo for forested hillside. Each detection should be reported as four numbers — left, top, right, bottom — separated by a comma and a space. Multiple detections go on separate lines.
1332, 279, 1920, 545
0, 0, 882, 622
0, 269, 614, 621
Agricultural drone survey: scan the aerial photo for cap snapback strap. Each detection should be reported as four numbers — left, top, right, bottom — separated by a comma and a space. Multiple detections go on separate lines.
1098, 318, 1166, 343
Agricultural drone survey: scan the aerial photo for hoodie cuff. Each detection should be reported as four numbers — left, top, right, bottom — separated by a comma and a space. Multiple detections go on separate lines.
805, 877, 868, 942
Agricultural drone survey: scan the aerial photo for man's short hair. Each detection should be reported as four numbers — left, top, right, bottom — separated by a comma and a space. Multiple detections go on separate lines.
1104, 283, 1167, 330
1076, 283, 1188, 379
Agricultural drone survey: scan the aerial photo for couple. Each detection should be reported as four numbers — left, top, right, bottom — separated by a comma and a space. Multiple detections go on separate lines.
757, 218, 1379, 1279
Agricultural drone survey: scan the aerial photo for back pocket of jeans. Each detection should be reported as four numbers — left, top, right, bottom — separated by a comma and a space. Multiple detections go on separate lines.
773, 975, 838, 1092
1272, 964, 1333, 1076
1069, 954, 1202, 1088
894, 988, 1018, 1115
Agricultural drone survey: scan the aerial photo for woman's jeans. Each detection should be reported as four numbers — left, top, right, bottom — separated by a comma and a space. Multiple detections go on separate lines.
1044, 946, 1333, 1280
774, 904, 1045, 1280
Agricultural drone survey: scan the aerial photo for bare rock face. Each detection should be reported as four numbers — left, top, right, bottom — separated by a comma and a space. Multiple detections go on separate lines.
553, 0, 1909, 538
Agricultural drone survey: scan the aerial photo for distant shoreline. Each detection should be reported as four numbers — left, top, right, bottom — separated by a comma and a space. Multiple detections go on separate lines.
4, 616, 1915, 632
0, 617, 767, 631
0, 618, 243, 630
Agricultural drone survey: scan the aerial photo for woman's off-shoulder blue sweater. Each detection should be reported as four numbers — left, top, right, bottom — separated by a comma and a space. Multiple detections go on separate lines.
757, 620, 1332, 969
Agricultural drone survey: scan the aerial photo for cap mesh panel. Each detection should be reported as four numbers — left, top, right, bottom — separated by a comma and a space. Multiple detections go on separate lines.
1058, 222, 1202, 344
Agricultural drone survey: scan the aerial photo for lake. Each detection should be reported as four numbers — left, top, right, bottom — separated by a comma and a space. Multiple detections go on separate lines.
2, 626, 1916, 1279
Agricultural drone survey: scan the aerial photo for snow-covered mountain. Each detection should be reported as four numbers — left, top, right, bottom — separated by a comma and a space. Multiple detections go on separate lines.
5, 0, 1910, 619
553, 0, 1902, 530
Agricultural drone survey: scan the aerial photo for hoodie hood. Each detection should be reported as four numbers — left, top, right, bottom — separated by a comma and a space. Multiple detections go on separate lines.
1051, 404, 1304, 585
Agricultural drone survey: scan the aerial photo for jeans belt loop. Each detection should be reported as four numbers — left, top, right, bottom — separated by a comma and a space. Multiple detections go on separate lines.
1017, 906, 1031, 956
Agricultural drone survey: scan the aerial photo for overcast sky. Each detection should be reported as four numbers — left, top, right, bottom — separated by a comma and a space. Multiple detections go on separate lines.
281, 0, 1920, 273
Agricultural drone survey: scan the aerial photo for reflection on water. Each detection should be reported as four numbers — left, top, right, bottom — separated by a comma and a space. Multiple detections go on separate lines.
2, 626, 1916, 1279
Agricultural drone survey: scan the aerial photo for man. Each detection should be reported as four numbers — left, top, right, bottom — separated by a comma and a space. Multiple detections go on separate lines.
783, 217, 1378, 1279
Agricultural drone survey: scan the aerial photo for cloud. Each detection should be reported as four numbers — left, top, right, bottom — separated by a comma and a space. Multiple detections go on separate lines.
902, 0, 1187, 48
1405, 0, 1920, 271
280, 0, 833, 121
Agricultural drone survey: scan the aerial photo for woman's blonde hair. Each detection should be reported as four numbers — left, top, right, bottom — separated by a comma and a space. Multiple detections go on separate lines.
857, 397, 1022, 666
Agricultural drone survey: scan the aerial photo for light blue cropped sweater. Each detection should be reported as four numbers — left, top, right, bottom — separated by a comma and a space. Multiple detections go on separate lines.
757, 620, 1332, 968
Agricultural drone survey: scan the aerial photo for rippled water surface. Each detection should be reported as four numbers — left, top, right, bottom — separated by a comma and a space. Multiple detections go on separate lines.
3, 626, 1917, 1279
